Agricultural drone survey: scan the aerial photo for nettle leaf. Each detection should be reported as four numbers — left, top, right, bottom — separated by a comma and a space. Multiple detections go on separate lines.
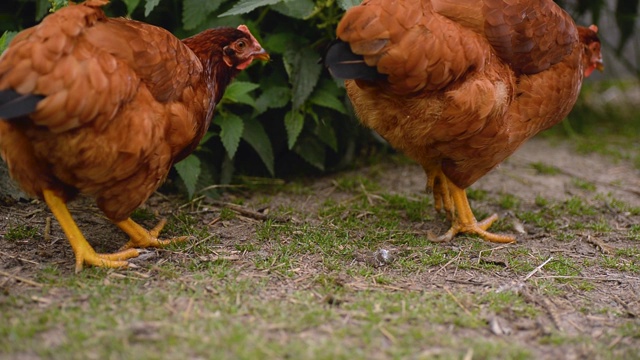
242, 117, 275, 175
284, 109, 304, 149
294, 137, 326, 171
121, 0, 141, 15
183, 0, 223, 30
315, 122, 338, 152
264, 32, 300, 54
283, 47, 322, 109
214, 113, 245, 159
309, 89, 347, 114
37, 0, 50, 19
337, 0, 360, 10
199, 132, 216, 146
271, 0, 315, 19
255, 86, 291, 114
0, 31, 17, 54
48, 0, 68, 12
219, 0, 282, 17
174, 154, 201, 199
222, 81, 260, 107
144, 0, 161, 16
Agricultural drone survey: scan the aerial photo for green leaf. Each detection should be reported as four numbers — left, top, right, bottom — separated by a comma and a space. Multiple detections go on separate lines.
283, 47, 322, 109
219, 0, 282, 17
121, 0, 141, 15
214, 113, 245, 159
222, 81, 260, 107
242, 117, 275, 175
37, 0, 50, 19
264, 32, 300, 54
0, 31, 17, 54
309, 89, 347, 114
271, 0, 314, 19
144, 0, 161, 16
255, 86, 291, 114
48, 0, 68, 12
337, 0, 360, 10
315, 122, 338, 152
294, 137, 326, 171
174, 154, 201, 199
182, 0, 223, 30
284, 109, 304, 149
199, 132, 216, 146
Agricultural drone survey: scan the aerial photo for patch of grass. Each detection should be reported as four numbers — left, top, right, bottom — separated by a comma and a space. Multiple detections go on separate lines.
600, 255, 640, 273
481, 291, 539, 318
467, 188, 488, 201
629, 225, 640, 241
498, 193, 521, 210
4, 224, 39, 241
572, 178, 597, 192
333, 175, 380, 193
535, 195, 549, 207
531, 162, 560, 175
130, 207, 156, 222
219, 207, 236, 221
563, 197, 598, 216
587, 219, 613, 233
518, 210, 557, 232
546, 256, 581, 277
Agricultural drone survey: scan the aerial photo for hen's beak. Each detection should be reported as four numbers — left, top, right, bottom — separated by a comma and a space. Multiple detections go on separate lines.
253, 48, 270, 61
595, 59, 604, 72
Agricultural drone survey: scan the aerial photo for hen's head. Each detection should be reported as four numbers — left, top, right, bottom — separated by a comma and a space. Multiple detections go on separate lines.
222, 25, 270, 70
578, 25, 604, 77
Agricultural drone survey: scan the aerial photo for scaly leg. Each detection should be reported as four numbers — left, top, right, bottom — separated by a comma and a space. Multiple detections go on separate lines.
42, 189, 140, 273
116, 218, 188, 250
426, 169, 453, 219
426, 171, 515, 243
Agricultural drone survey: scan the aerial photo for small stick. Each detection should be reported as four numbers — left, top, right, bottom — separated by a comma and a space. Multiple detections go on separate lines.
441, 285, 472, 317
433, 251, 461, 275
523, 256, 553, 281
496, 256, 553, 293
208, 200, 288, 222
0, 251, 40, 265
44, 217, 51, 243
0, 270, 43, 287
378, 325, 397, 345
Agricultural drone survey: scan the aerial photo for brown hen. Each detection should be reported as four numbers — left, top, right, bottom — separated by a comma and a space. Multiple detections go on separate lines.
325, 0, 603, 242
0, 0, 269, 271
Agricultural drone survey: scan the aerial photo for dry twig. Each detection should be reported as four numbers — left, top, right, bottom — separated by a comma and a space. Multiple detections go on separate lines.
208, 200, 289, 222
0, 270, 43, 287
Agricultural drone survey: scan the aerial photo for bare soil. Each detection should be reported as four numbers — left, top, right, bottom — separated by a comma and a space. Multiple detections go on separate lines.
1, 137, 639, 358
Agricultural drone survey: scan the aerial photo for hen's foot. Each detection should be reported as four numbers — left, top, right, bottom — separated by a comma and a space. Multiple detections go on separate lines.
425, 171, 516, 243
42, 189, 140, 272
430, 213, 516, 243
116, 218, 189, 250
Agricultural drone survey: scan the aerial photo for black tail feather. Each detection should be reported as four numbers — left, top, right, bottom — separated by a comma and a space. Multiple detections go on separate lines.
323, 39, 386, 82
0, 89, 45, 120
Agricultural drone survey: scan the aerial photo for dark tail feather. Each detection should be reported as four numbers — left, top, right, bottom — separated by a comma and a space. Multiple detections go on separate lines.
0, 89, 45, 120
323, 39, 386, 81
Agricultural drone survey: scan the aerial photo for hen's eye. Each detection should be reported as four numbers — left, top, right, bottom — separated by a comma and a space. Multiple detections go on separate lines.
237, 41, 246, 49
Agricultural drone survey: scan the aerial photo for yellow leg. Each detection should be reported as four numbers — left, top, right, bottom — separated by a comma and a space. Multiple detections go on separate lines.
427, 169, 453, 219
116, 218, 188, 250
42, 190, 140, 273
426, 172, 516, 243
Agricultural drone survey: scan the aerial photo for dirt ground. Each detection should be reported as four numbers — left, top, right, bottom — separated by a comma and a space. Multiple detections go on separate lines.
1, 137, 639, 358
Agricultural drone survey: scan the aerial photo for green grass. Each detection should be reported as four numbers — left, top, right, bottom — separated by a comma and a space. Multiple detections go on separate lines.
4, 224, 39, 241
530, 162, 560, 175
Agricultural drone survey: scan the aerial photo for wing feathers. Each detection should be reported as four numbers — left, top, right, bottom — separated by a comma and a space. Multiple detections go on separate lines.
0, 90, 44, 120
